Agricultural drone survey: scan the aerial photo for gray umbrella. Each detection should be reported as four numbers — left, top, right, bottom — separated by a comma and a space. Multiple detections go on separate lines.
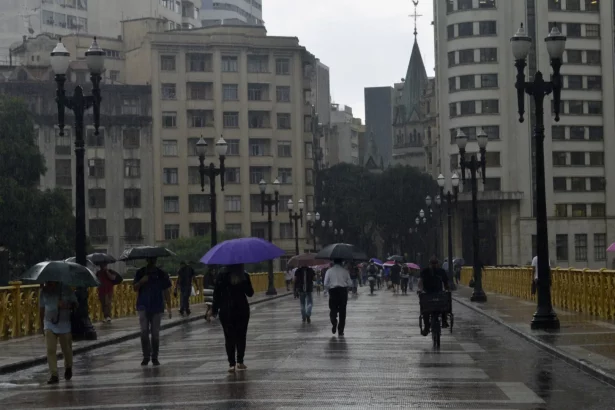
87, 252, 116, 265
119, 246, 176, 261
65, 257, 98, 273
21, 261, 100, 287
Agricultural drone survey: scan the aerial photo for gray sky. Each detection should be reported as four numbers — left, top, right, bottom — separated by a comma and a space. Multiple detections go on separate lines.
264, 0, 435, 120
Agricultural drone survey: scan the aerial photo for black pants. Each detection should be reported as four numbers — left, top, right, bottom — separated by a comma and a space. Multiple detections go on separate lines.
220, 315, 249, 366
401, 277, 409, 293
329, 287, 348, 333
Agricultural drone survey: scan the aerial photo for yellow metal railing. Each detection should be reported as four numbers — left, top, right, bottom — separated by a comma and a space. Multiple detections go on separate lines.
0, 272, 284, 340
460, 266, 615, 320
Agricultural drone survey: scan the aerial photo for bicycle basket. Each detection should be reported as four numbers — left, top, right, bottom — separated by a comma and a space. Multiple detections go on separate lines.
419, 292, 451, 314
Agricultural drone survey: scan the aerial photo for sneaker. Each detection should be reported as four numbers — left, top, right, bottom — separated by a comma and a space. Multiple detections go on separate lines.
64, 367, 72, 381
339, 332, 344, 337
47, 375, 59, 385
105, 317, 111, 323
236, 363, 247, 371
306, 316, 311, 324
152, 358, 160, 366
141, 358, 150, 366
228, 366, 236, 373
332, 324, 337, 334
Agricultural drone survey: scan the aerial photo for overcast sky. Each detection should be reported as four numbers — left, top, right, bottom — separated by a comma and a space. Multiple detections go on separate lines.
264, 0, 435, 120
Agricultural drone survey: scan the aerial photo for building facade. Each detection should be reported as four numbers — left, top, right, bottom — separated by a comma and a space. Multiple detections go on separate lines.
434, 0, 615, 268
200, 0, 263, 26
328, 104, 361, 166
364, 86, 394, 170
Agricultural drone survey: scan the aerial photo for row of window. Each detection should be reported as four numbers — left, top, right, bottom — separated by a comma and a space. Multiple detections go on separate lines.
160, 54, 292, 75
554, 203, 606, 218
449, 99, 499, 117
450, 151, 501, 168
552, 125, 603, 141
548, 0, 600, 12
549, 22, 601, 39
162, 110, 313, 131
448, 48, 497, 67
564, 49, 601, 65
553, 177, 606, 192
562, 75, 602, 90
162, 194, 304, 215
551, 100, 603, 115
163, 221, 299, 242
447, 21, 497, 40
552, 151, 604, 167
446, 0, 496, 13
162, 166, 314, 186
541, 233, 607, 262
88, 218, 142, 243
55, 129, 141, 151
42, 0, 88, 10
448, 126, 500, 143
162, 138, 311, 158
449, 73, 498, 92
56, 158, 142, 185
161, 82, 293, 103
41, 11, 87, 31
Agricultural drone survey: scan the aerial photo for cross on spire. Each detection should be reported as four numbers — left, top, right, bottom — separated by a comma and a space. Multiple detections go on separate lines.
409, 0, 422, 37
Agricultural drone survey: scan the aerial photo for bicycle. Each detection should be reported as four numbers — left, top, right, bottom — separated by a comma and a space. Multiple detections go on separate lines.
418, 291, 454, 348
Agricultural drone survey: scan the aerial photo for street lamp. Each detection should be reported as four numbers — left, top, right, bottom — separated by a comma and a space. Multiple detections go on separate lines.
511, 23, 565, 329
197, 136, 227, 247
438, 173, 459, 289
306, 212, 320, 251
288, 199, 304, 255
456, 128, 488, 303
260, 178, 280, 295
51, 38, 105, 341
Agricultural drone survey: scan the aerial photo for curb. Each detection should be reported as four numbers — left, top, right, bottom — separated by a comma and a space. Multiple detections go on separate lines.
0, 292, 292, 375
452, 294, 615, 388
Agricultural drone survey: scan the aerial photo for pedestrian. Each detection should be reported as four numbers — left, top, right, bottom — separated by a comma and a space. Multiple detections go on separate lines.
39, 281, 77, 384
377, 266, 383, 289
367, 262, 378, 295
174, 261, 196, 316
390, 261, 401, 294
285, 267, 294, 291
349, 264, 359, 294
418, 257, 450, 336
400, 263, 410, 294
133, 257, 172, 366
294, 264, 315, 323
210, 264, 254, 372
324, 259, 353, 336
96, 263, 117, 323
453, 259, 462, 284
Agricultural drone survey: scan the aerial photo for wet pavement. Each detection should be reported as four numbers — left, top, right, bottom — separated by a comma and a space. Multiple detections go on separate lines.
2, 286, 615, 409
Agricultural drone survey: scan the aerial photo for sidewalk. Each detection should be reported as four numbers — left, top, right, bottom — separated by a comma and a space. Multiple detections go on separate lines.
453, 285, 615, 386
0, 288, 291, 375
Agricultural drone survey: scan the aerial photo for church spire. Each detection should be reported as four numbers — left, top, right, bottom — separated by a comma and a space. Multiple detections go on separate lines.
410, 0, 422, 37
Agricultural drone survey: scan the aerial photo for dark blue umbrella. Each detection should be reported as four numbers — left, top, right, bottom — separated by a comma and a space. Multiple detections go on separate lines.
370, 258, 383, 265
200, 237, 285, 265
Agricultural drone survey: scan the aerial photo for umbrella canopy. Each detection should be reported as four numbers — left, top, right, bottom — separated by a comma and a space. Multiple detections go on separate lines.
407, 263, 420, 270
65, 257, 98, 273
383, 260, 396, 267
200, 237, 285, 265
608, 243, 615, 252
119, 246, 176, 261
316, 243, 368, 261
453, 258, 465, 266
21, 261, 99, 287
87, 252, 116, 265
287, 253, 328, 268
369, 258, 383, 266
387, 255, 404, 262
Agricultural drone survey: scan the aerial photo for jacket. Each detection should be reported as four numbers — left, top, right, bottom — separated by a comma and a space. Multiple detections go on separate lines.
294, 267, 315, 293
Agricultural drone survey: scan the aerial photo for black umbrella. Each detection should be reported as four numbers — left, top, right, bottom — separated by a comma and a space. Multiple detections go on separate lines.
21, 261, 100, 287
387, 255, 404, 262
316, 243, 368, 261
119, 246, 176, 261
87, 252, 116, 265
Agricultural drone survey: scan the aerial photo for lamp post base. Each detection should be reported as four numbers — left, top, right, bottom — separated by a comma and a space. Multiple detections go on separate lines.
266, 286, 278, 296
470, 289, 487, 302
531, 309, 560, 330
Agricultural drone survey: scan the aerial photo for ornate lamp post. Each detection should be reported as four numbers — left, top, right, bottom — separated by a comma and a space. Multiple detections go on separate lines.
456, 128, 488, 302
438, 173, 460, 289
196, 136, 227, 247
415, 214, 427, 266
51, 38, 105, 341
288, 199, 304, 255
306, 212, 320, 252
425, 195, 442, 257
259, 178, 280, 295
320, 220, 334, 244
511, 24, 566, 329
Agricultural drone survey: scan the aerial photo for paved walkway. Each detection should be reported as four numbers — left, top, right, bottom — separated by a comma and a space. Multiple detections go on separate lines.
2, 285, 615, 408
0, 288, 291, 374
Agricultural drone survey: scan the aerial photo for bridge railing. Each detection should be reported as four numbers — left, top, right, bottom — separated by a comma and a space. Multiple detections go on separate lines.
460, 266, 615, 320
0, 272, 285, 340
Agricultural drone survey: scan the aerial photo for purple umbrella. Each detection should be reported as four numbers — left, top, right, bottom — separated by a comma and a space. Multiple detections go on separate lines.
608, 242, 615, 252
200, 237, 286, 265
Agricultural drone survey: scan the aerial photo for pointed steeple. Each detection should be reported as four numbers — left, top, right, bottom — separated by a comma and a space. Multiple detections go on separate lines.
400, 37, 428, 123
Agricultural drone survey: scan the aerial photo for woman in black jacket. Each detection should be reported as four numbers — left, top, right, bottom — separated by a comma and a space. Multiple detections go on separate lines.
211, 264, 254, 372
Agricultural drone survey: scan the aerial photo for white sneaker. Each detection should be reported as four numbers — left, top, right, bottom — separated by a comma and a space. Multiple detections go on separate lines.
105, 317, 111, 323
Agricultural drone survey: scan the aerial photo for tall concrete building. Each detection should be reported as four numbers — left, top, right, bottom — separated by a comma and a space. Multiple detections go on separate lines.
200, 0, 263, 26
328, 104, 362, 166
434, 0, 614, 268
364, 86, 394, 170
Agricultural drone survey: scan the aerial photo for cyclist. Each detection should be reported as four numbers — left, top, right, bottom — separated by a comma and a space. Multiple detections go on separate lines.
418, 257, 450, 336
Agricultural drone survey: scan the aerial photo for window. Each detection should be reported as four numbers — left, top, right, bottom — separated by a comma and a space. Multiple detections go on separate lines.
555, 204, 568, 217
591, 203, 606, 217
251, 222, 267, 239
276, 86, 291, 102
553, 152, 567, 166
250, 139, 270, 156
483, 125, 500, 140
571, 177, 586, 191
188, 166, 201, 185
586, 50, 601, 65
567, 23, 581, 37
225, 167, 240, 184
585, 0, 599, 11
571, 204, 587, 217
590, 177, 605, 191
567, 0, 581, 10
162, 140, 178, 156
223, 112, 239, 128
588, 126, 603, 141
567, 75, 582, 89
164, 196, 179, 213
458, 22, 473, 36
161, 83, 176, 99
480, 74, 498, 88
566, 50, 582, 64
459, 75, 475, 90
277, 113, 291, 129
548, 0, 561, 10
568, 101, 583, 114
55, 131, 71, 155
587, 76, 601, 90
188, 82, 213, 100
226, 139, 240, 156
485, 152, 501, 166
553, 177, 567, 191
250, 194, 263, 212
483, 178, 501, 191
575, 234, 588, 261
249, 167, 268, 184
277, 141, 292, 157
552, 126, 565, 140
448, 52, 456, 67
448, 77, 457, 92
162, 111, 177, 128
460, 101, 475, 115
186, 53, 212, 72
478, 0, 496, 8
479, 48, 497, 63
447, 25, 455, 40
189, 194, 210, 213
164, 224, 180, 240
459, 49, 474, 64
275, 58, 290, 75
449, 103, 458, 117
570, 126, 585, 140
86, 128, 104, 147
122, 97, 139, 115
279, 223, 293, 239
278, 168, 292, 184
305, 169, 314, 185
249, 111, 271, 128
161, 55, 176, 71
124, 188, 141, 208
594, 234, 606, 261
481, 99, 499, 114
585, 24, 600, 38
447, 0, 454, 12
556, 234, 568, 261
588, 101, 602, 114
188, 110, 214, 127
223, 84, 239, 101
248, 55, 269, 73
460, 126, 477, 140
458, 0, 473, 9
248, 83, 269, 101
163, 168, 178, 184
305, 142, 313, 159
479, 21, 496, 35
221, 56, 238, 72
225, 196, 241, 212
89, 219, 107, 242
225, 224, 242, 236
123, 129, 140, 148
88, 158, 105, 178
88, 188, 106, 209
190, 223, 210, 237
570, 152, 585, 166
589, 152, 604, 166
124, 159, 140, 178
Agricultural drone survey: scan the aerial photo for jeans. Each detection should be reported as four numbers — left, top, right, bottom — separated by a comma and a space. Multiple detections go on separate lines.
329, 287, 348, 334
220, 316, 250, 366
299, 292, 313, 318
45, 330, 73, 377
138, 311, 162, 359
179, 287, 191, 313
401, 277, 409, 293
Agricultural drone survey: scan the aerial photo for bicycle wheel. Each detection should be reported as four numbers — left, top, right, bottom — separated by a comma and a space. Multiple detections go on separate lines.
431, 313, 441, 348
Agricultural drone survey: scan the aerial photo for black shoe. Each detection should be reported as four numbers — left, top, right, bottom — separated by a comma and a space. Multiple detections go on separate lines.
186, 310, 191, 316
332, 324, 337, 334
64, 367, 72, 381
421, 329, 430, 337
152, 358, 160, 366
339, 332, 344, 337
141, 358, 150, 366
302, 317, 306, 323
47, 375, 59, 385
442, 321, 449, 329
306, 316, 311, 324
179, 311, 185, 317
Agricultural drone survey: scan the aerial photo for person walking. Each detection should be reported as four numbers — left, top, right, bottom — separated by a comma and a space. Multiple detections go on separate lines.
294, 264, 315, 323
367, 262, 378, 295
400, 264, 411, 294
285, 267, 294, 291
324, 259, 353, 336
174, 261, 196, 316
390, 261, 402, 294
418, 257, 450, 336
211, 264, 254, 372
133, 257, 172, 366
39, 281, 77, 384
96, 263, 117, 323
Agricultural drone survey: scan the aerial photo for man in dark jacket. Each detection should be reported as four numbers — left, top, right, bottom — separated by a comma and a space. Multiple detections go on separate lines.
294, 265, 315, 323
418, 257, 450, 336
174, 261, 196, 316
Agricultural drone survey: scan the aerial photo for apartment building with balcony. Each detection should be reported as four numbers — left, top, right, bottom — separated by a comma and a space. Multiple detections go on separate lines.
328, 104, 362, 166
200, 0, 263, 26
